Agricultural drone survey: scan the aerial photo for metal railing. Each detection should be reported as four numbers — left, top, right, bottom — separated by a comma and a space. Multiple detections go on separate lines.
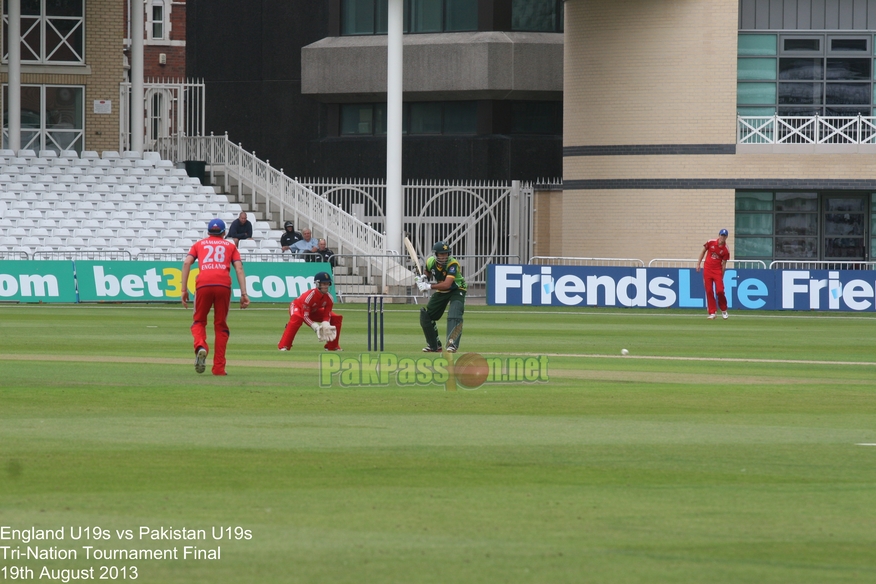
33, 250, 134, 261
738, 115, 876, 145
649, 258, 767, 269
769, 260, 876, 270
530, 256, 646, 267
299, 177, 534, 267
121, 78, 206, 152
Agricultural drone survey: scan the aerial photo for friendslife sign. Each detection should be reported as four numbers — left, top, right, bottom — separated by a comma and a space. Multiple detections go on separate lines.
488, 265, 876, 312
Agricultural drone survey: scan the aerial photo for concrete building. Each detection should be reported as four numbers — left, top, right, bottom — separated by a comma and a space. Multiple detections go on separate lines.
560, 0, 876, 265
186, 0, 564, 181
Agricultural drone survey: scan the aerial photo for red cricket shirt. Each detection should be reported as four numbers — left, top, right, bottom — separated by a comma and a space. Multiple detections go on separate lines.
702, 239, 730, 273
187, 236, 242, 289
292, 288, 334, 326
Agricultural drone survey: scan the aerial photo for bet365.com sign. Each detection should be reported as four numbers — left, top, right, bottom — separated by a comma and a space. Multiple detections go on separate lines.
0, 260, 332, 303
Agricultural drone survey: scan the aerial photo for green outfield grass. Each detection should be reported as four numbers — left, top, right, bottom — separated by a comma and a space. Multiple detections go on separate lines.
1, 303, 875, 583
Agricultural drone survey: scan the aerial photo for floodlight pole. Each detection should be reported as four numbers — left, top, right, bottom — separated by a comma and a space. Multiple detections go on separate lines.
385, 0, 403, 255
8, 0, 21, 152
131, 0, 145, 153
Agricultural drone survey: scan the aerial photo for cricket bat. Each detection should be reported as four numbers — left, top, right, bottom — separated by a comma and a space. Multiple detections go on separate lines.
403, 236, 422, 277
443, 322, 463, 392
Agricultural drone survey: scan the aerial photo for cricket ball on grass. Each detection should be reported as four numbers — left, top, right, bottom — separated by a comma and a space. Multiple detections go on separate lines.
454, 352, 490, 389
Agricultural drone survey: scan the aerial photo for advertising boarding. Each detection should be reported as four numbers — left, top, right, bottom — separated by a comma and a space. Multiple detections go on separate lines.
488, 265, 876, 312
0, 260, 332, 303
0, 260, 77, 303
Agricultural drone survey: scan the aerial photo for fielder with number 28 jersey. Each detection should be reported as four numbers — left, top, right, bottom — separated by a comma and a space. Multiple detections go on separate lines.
181, 219, 249, 376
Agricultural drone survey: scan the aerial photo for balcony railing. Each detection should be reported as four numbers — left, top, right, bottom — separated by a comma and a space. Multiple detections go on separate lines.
737, 115, 876, 145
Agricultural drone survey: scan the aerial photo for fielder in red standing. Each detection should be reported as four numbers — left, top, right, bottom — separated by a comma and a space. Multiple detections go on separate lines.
181, 218, 250, 375
696, 228, 731, 320
278, 271, 343, 352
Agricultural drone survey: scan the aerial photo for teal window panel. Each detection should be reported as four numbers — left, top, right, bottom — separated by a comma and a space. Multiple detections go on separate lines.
737, 82, 777, 104
736, 214, 773, 235
445, 0, 477, 31
340, 104, 374, 134
443, 101, 477, 134
737, 106, 776, 116
738, 58, 777, 80
409, 0, 442, 33
736, 237, 773, 257
738, 34, 777, 56
736, 192, 773, 211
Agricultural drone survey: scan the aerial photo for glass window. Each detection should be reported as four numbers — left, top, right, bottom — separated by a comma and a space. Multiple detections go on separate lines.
776, 213, 818, 235
826, 58, 870, 80
736, 237, 773, 257
775, 193, 817, 212
340, 101, 476, 135
342, 0, 376, 35
738, 58, 776, 81
737, 106, 776, 116
738, 34, 777, 56
736, 192, 773, 211
3, 0, 84, 63
784, 38, 821, 52
775, 237, 818, 258
736, 214, 773, 235
779, 58, 822, 80
830, 38, 867, 52
825, 83, 870, 105
738, 82, 777, 104
778, 82, 823, 105
343, 0, 475, 34
409, 102, 442, 134
341, 104, 378, 135
445, 0, 477, 31
409, 0, 442, 33
511, 101, 561, 134
512, 0, 562, 32
3, 84, 84, 153
150, 1, 165, 40
443, 101, 477, 134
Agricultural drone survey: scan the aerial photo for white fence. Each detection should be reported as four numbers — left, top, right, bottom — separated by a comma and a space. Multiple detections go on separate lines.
121, 79, 205, 152
738, 115, 876, 144
299, 177, 534, 269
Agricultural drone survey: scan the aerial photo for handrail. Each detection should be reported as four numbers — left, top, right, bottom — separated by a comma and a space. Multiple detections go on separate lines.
529, 256, 645, 267
154, 133, 387, 257
769, 260, 876, 270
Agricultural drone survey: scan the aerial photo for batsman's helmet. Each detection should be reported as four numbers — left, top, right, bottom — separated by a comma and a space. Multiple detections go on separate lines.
432, 241, 450, 254
433, 241, 450, 265
207, 218, 226, 235
314, 271, 332, 285
719, 228, 729, 236
284, 221, 294, 229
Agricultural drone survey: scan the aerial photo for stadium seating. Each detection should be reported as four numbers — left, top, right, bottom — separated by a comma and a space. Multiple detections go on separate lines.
0, 149, 284, 257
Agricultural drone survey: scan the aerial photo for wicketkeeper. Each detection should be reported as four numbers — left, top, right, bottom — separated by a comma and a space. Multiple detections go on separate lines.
278, 271, 343, 351
416, 241, 466, 352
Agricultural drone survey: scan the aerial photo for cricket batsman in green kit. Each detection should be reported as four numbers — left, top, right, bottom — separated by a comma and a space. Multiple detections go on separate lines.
415, 241, 466, 353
